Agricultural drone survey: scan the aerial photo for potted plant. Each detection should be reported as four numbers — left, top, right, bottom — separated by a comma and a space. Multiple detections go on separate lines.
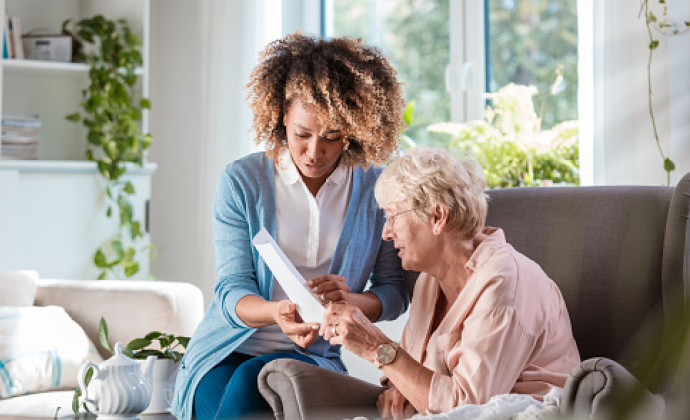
69, 318, 189, 417
62, 14, 153, 279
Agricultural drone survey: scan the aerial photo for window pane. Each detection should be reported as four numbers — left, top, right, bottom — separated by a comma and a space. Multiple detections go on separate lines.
487, 0, 578, 128
331, 0, 450, 147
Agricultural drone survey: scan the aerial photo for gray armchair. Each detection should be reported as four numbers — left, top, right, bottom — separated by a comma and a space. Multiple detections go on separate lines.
258, 172, 690, 420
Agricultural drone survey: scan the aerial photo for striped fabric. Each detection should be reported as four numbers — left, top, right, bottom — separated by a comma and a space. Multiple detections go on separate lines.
0, 306, 102, 398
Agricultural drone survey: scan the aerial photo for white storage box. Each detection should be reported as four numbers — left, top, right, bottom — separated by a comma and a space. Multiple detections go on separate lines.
22, 35, 72, 62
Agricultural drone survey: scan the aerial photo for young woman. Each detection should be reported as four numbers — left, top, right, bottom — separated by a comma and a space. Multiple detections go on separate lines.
172, 32, 410, 420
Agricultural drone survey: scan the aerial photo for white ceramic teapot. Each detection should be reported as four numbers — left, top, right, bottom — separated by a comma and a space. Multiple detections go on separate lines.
78, 342, 157, 419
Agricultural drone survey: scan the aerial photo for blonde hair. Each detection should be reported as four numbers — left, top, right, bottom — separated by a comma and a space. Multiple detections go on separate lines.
375, 147, 488, 238
245, 32, 405, 166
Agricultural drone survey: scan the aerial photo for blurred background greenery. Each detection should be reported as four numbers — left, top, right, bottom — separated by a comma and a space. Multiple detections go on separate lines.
331, 0, 579, 187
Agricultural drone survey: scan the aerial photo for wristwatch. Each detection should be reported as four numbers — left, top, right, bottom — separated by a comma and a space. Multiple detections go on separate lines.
374, 342, 400, 368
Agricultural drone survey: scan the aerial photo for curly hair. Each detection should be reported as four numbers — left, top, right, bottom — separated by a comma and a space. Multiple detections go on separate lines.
246, 32, 406, 166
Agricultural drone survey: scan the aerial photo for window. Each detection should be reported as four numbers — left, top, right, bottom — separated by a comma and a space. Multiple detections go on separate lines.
325, 0, 451, 147
486, 1, 578, 129
322, 0, 580, 186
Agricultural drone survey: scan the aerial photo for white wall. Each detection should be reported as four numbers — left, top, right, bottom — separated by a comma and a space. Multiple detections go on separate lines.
148, 0, 280, 305
592, 0, 689, 186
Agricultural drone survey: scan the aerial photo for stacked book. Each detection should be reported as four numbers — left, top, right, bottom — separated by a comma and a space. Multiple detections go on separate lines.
1, 115, 41, 160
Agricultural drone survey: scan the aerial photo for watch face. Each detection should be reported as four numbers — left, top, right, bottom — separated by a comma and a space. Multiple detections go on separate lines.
377, 343, 397, 365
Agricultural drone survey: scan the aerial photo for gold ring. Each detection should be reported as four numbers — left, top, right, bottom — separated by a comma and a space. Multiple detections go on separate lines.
331, 325, 337, 336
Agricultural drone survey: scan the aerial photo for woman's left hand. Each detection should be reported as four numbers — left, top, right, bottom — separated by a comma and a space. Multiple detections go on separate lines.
307, 274, 350, 305
377, 387, 415, 420
320, 302, 390, 362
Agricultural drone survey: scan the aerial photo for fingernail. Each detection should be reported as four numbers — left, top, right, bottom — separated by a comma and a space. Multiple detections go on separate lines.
311, 325, 319, 330
311, 287, 318, 292
306, 280, 312, 286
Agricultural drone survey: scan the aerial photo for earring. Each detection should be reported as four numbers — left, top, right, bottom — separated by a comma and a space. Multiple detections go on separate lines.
433, 228, 440, 235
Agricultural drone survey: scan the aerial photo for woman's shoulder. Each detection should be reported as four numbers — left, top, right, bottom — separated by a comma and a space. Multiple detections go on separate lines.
216, 152, 274, 200
224, 152, 272, 175
352, 163, 384, 187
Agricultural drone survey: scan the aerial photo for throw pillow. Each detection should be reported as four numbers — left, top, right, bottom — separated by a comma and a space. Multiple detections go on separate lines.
0, 270, 38, 307
0, 306, 103, 398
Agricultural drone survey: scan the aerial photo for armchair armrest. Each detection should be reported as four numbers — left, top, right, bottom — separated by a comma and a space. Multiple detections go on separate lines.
258, 359, 384, 420
34, 279, 204, 357
562, 357, 666, 420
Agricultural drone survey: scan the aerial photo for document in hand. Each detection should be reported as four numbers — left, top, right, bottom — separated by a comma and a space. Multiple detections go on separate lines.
252, 228, 326, 323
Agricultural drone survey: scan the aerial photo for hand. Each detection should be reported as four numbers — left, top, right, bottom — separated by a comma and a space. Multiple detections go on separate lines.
377, 387, 415, 420
307, 274, 350, 305
274, 300, 320, 348
320, 302, 390, 361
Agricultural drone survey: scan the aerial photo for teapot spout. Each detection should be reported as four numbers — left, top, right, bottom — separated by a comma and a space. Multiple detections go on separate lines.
143, 354, 157, 385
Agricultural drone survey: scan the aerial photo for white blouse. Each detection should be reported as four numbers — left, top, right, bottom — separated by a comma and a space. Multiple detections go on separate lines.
235, 149, 352, 355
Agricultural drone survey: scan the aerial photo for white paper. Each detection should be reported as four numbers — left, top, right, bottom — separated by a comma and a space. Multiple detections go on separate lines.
252, 228, 325, 323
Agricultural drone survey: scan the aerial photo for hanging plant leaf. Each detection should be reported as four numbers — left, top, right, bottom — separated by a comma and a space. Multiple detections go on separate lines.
664, 158, 676, 172
123, 181, 135, 194
94, 250, 108, 268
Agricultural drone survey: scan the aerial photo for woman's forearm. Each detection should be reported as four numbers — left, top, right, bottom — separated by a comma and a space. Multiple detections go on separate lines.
236, 295, 280, 327
381, 348, 433, 414
347, 291, 383, 321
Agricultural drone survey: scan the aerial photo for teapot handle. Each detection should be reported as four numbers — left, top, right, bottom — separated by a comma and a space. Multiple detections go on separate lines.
78, 362, 101, 411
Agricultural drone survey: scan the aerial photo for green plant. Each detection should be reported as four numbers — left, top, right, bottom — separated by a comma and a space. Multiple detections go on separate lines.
428, 83, 579, 188
63, 15, 153, 279
60, 317, 190, 418
98, 317, 190, 362
639, 0, 689, 186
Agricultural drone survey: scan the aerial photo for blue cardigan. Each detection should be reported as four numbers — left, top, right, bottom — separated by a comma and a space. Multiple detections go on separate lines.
172, 152, 409, 420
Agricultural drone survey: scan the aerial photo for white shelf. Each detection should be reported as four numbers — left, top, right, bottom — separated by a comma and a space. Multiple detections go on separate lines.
2, 59, 145, 76
0, 159, 157, 174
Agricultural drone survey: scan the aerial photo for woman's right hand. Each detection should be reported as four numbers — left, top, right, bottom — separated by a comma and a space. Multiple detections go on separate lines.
274, 300, 320, 348
377, 387, 415, 420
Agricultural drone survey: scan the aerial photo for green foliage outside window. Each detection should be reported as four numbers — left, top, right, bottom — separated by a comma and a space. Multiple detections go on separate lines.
332, 0, 451, 147
488, 0, 578, 130
428, 83, 579, 189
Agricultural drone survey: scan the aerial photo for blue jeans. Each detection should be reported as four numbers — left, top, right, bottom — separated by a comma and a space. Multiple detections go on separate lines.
193, 352, 317, 420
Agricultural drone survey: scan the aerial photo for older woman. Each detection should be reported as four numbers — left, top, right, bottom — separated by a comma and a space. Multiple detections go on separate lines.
321, 147, 580, 419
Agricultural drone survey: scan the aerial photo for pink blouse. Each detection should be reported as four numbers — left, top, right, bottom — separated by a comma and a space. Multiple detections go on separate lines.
399, 228, 580, 414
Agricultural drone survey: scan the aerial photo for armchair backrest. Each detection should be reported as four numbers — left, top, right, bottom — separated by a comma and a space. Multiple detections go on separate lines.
484, 174, 690, 367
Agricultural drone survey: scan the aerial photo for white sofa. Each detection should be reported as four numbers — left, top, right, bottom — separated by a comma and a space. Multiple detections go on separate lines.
0, 277, 204, 420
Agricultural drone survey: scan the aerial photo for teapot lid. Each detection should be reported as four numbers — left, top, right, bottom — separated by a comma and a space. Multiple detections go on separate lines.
102, 342, 138, 367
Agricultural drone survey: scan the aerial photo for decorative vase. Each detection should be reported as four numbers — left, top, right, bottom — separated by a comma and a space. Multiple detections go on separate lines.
141, 359, 180, 415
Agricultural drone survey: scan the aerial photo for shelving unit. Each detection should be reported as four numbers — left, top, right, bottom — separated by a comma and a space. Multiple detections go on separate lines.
0, 0, 150, 161
0, 0, 156, 280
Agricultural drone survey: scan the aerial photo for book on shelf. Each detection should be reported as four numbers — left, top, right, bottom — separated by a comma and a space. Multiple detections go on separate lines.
9, 16, 22, 59
2, 114, 41, 128
1, 114, 41, 160
3, 11, 13, 59
3, 14, 24, 59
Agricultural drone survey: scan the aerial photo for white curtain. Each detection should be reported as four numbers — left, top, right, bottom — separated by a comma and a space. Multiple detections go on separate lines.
149, 0, 281, 303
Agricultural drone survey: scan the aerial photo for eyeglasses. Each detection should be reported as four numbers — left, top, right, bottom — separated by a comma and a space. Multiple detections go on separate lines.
383, 206, 425, 229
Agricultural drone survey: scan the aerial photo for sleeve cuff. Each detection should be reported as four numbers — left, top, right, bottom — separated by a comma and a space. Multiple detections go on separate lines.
428, 372, 456, 414
369, 285, 404, 321
223, 290, 260, 329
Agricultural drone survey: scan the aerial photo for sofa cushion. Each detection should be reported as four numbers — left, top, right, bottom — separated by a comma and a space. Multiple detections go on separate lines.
0, 390, 74, 419
0, 306, 102, 398
0, 271, 38, 307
